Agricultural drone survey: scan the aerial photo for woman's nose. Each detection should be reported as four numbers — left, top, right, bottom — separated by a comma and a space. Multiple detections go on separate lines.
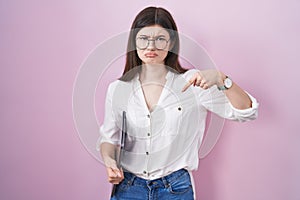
147, 40, 156, 50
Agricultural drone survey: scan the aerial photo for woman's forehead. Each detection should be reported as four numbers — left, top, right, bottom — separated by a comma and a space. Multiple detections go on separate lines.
137, 25, 170, 37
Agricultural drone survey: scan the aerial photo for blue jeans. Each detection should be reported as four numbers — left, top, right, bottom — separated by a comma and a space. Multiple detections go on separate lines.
110, 169, 194, 200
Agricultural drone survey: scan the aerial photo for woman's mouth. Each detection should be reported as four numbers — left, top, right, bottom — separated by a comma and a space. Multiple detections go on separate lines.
144, 52, 158, 58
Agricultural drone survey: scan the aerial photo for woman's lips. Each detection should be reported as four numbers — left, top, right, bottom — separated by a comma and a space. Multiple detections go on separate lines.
144, 52, 158, 58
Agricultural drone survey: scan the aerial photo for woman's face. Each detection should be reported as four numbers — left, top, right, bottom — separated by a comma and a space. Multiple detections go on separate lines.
136, 25, 172, 65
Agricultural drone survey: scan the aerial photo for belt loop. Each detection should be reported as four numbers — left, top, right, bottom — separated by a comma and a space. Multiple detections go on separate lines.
128, 173, 136, 186
162, 177, 170, 188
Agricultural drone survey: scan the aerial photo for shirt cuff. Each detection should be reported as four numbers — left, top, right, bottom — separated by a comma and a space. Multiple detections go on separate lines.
95, 136, 119, 151
228, 91, 259, 120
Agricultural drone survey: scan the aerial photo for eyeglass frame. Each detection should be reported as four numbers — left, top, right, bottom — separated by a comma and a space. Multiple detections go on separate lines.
135, 36, 170, 50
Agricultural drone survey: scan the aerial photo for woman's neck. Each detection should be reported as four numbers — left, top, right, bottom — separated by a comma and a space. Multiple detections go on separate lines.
139, 64, 168, 82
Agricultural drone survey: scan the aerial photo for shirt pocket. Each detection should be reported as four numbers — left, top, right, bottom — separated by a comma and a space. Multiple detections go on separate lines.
161, 104, 183, 137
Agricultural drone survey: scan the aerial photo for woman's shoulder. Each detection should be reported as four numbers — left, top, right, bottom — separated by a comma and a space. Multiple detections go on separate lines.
107, 79, 134, 93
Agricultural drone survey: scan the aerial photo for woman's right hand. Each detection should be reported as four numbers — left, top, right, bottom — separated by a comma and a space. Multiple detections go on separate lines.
100, 143, 124, 184
106, 166, 124, 184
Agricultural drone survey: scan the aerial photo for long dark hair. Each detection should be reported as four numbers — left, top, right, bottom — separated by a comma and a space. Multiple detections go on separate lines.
119, 7, 187, 81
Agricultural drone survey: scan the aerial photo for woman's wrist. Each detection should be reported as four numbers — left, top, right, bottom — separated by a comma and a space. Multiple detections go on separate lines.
103, 156, 117, 168
216, 71, 227, 87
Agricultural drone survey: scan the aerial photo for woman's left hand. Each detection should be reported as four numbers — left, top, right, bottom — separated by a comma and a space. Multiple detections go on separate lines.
182, 69, 225, 92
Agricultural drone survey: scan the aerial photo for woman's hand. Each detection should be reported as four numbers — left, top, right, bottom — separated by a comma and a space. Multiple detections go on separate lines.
182, 69, 225, 92
100, 143, 124, 184
106, 165, 124, 184
103, 156, 124, 184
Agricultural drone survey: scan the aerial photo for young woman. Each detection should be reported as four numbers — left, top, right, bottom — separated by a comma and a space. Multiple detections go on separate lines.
97, 6, 258, 200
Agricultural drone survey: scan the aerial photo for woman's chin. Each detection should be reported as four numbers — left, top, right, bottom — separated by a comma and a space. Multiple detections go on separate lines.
142, 59, 164, 65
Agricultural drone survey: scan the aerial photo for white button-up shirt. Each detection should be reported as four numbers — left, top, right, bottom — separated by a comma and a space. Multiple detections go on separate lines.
96, 69, 258, 180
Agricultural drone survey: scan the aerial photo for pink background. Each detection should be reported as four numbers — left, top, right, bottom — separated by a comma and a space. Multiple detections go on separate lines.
1, 0, 299, 200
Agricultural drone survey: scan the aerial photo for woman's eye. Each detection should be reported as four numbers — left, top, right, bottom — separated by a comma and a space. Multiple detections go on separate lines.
139, 37, 148, 40
156, 37, 166, 41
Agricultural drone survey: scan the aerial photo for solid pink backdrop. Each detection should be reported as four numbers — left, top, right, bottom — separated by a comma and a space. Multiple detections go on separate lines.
1, 0, 299, 200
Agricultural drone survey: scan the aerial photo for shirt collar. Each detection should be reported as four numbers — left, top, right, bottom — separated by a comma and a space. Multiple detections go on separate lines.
133, 70, 174, 82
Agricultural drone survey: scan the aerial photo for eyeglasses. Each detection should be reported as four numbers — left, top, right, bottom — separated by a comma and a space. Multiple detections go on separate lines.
136, 37, 169, 50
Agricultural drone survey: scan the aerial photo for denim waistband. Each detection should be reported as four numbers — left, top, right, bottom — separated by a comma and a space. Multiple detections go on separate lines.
123, 169, 189, 188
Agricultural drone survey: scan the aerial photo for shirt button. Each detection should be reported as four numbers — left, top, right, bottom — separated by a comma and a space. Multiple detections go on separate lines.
146, 152, 149, 155
143, 171, 147, 174
147, 133, 150, 136
147, 114, 150, 118
178, 107, 182, 111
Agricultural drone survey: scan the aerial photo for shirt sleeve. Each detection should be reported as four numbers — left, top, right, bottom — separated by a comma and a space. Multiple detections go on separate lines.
96, 83, 120, 151
198, 85, 259, 122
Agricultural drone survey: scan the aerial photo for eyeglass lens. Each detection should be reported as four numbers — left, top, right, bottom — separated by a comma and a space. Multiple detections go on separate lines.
136, 37, 168, 50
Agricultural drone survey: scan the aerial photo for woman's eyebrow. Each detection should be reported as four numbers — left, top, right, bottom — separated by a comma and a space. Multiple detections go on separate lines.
137, 34, 167, 38
155, 35, 166, 38
138, 34, 149, 37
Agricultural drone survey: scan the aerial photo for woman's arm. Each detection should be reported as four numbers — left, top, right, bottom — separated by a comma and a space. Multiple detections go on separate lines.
218, 72, 252, 109
96, 82, 124, 184
182, 69, 253, 110
100, 142, 118, 168
100, 142, 124, 184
